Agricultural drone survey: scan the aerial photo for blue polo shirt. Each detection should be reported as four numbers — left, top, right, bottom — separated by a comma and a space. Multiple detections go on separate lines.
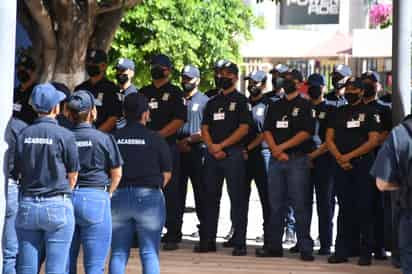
178, 91, 209, 139
6, 117, 27, 180
115, 122, 172, 188
71, 123, 123, 187
16, 117, 80, 196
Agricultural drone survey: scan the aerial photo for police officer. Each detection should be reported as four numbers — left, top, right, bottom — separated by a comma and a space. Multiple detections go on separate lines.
265, 64, 288, 102
140, 54, 187, 251
196, 61, 252, 256
51, 82, 73, 129
325, 64, 352, 108
205, 59, 228, 98
176, 65, 209, 236
114, 58, 138, 130
259, 78, 315, 261
242, 70, 271, 252
326, 77, 381, 266
14, 83, 80, 274
3, 117, 27, 274
371, 115, 412, 273
13, 55, 38, 124
110, 93, 172, 274
66, 90, 123, 274
75, 49, 120, 132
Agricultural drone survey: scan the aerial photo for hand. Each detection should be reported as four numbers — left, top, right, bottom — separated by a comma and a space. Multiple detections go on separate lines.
209, 143, 223, 154
339, 161, 353, 171
213, 150, 227, 160
270, 146, 283, 158
277, 152, 289, 162
177, 140, 191, 153
337, 154, 352, 166
242, 149, 249, 160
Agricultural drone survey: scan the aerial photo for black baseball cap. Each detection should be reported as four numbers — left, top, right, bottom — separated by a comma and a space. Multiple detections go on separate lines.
123, 93, 149, 117
221, 61, 239, 75
345, 77, 364, 90
86, 49, 107, 64
151, 54, 172, 68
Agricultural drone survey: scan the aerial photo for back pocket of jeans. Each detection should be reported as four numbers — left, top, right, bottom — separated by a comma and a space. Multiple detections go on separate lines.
16, 204, 33, 229
46, 205, 67, 230
79, 198, 106, 225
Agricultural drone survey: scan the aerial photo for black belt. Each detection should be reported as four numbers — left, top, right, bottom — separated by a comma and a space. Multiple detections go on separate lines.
75, 185, 108, 191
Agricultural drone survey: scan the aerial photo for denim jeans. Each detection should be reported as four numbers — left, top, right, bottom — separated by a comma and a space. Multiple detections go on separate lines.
266, 155, 313, 252
68, 188, 111, 274
109, 187, 165, 274
399, 209, 412, 274
16, 195, 75, 274
3, 181, 19, 274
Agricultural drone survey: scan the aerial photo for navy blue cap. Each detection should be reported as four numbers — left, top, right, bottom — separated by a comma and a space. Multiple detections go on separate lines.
334, 64, 352, 77
221, 61, 239, 75
182, 65, 200, 79
287, 69, 303, 82
345, 77, 364, 89
30, 83, 66, 113
124, 93, 149, 117
86, 49, 107, 64
67, 90, 99, 113
361, 70, 380, 83
245, 70, 267, 82
151, 54, 172, 68
116, 58, 135, 71
308, 73, 325, 87
51, 82, 71, 102
17, 55, 36, 70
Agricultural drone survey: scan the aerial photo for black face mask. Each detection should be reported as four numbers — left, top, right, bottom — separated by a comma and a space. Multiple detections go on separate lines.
345, 93, 361, 105
363, 83, 377, 98
86, 65, 101, 77
332, 74, 345, 90
283, 80, 296, 95
220, 77, 234, 90
116, 74, 129, 85
182, 82, 196, 93
17, 70, 30, 83
308, 86, 322, 100
214, 76, 222, 89
248, 85, 262, 97
272, 77, 285, 90
151, 66, 165, 80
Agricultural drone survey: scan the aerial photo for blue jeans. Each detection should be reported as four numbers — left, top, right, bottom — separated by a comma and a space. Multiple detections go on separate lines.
266, 155, 313, 252
399, 209, 412, 274
16, 195, 75, 274
68, 188, 111, 274
3, 181, 19, 274
109, 187, 165, 274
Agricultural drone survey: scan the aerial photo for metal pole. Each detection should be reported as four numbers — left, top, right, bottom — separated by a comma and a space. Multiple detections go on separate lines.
392, 0, 411, 124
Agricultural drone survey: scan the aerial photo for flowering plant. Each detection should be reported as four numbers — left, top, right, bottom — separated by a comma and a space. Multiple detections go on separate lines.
369, 3, 392, 29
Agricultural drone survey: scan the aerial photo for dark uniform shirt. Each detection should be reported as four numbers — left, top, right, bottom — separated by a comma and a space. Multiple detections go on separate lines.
205, 88, 220, 98
116, 84, 139, 130
264, 90, 283, 103
202, 90, 253, 149
13, 83, 38, 124
178, 91, 209, 139
379, 94, 392, 107
16, 117, 80, 196
243, 96, 271, 152
367, 100, 392, 132
72, 123, 123, 187
311, 101, 335, 149
263, 95, 315, 154
328, 103, 381, 154
114, 123, 172, 188
325, 91, 347, 108
6, 117, 27, 180
75, 78, 120, 128
140, 82, 187, 144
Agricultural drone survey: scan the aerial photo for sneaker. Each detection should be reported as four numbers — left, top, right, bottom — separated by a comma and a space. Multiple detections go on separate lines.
284, 230, 296, 245
255, 235, 264, 243
193, 242, 217, 253
374, 249, 388, 260
232, 246, 247, 256
255, 247, 283, 258
328, 254, 349, 264
301, 252, 315, 262
222, 240, 235, 248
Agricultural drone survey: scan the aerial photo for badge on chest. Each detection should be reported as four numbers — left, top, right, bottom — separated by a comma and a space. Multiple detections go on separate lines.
213, 107, 225, 121
192, 103, 200, 112
256, 107, 265, 116
276, 121, 289, 128
347, 120, 361, 128
13, 103, 22, 112
229, 102, 237, 111
162, 93, 170, 101
292, 107, 300, 117
149, 99, 159, 110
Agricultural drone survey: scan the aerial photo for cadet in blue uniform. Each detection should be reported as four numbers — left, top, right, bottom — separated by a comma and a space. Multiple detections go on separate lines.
114, 58, 139, 130
241, 70, 271, 252
75, 49, 120, 132
176, 65, 209, 236
140, 54, 187, 251
13, 55, 38, 124
14, 83, 80, 274
205, 59, 228, 98
261, 79, 315, 261
196, 61, 252, 256
110, 93, 172, 274
326, 77, 381, 266
66, 90, 123, 274
3, 117, 27, 274
325, 64, 352, 108
265, 64, 288, 103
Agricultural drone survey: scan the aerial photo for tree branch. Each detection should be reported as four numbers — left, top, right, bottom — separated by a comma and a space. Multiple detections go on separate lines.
97, 0, 142, 14
89, 8, 124, 51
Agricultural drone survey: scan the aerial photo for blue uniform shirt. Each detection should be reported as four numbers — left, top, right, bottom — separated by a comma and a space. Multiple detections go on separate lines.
72, 123, 123, 187
6, 117, 27, 180
178, 91, 209, 139
16, 117, 80, 196
115, 122, 172, 188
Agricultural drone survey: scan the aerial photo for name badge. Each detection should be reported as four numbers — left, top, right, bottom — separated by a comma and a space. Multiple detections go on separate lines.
149, 101, 159, 110
229, 102, 237, 111
213, 112, 225, 121
319, 112, 326, 119
13, 103, 22, 112
359, 113, 366, 122
192, 103, 200, 111
162, 93, 170, 101
256, 107, 265, 116
117, 93, 124, 102
276, 121, 289, 128
347, 120, 361, 128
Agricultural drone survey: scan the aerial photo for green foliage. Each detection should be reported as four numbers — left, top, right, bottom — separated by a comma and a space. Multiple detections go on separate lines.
109, 0, 263, 91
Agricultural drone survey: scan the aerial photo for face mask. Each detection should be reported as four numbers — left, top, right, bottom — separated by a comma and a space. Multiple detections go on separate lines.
332, 74, 345, 90
116, 74, 129, 85
17, 70, 30, 83
283, 80, 296, 95
272, 77, 284, 90
345, 93, 361, 105
182, 82, 196, 93
151, 66, 165, 80
363, 83, 376, 98
220, 77, 234, 90
308, 86, 322, 100
86, 65, 101, 77
248, 85, 262, 96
